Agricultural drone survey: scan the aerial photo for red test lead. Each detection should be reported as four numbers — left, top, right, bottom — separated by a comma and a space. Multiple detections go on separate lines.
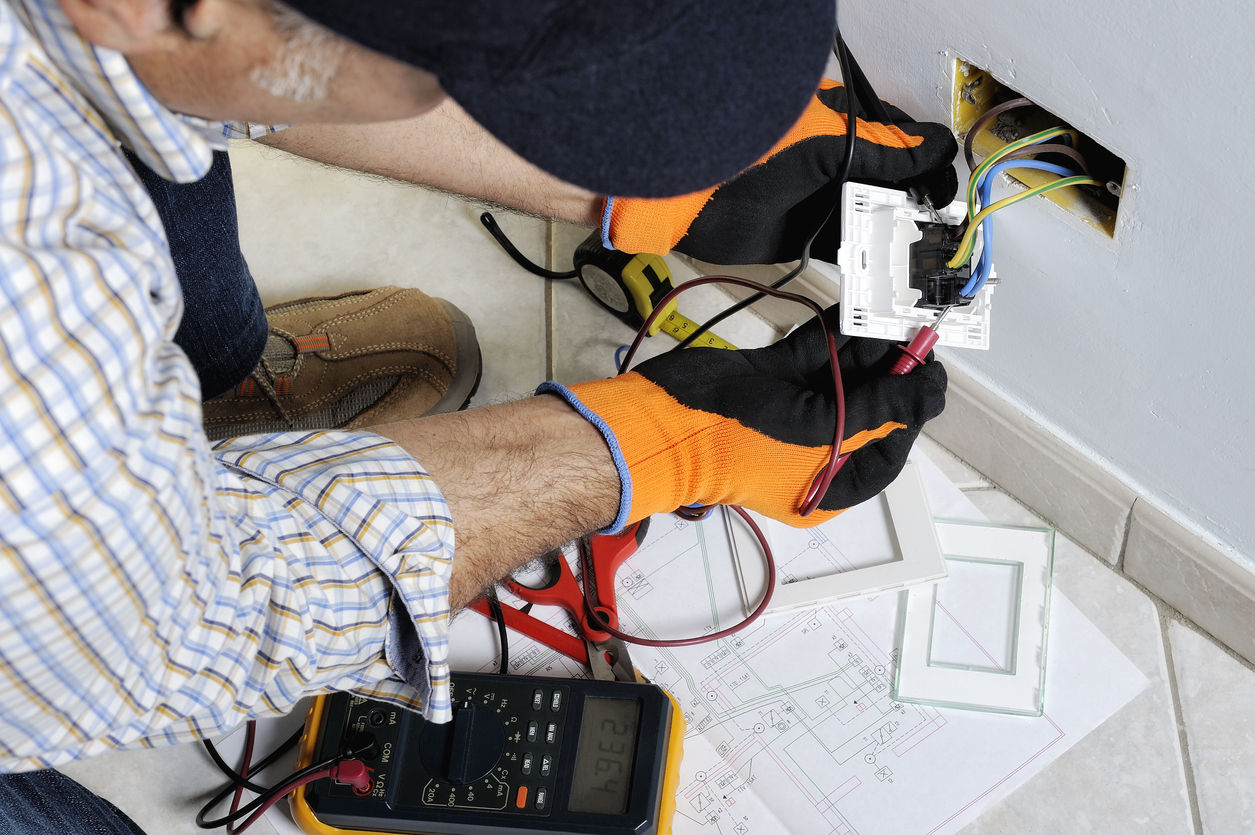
891, 306, 951, 375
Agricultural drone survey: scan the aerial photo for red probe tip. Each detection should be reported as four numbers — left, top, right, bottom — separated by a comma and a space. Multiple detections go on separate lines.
891, 326, 941, 375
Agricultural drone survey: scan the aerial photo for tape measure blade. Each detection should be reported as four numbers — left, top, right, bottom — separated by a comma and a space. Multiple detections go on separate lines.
658, 311, 737, 351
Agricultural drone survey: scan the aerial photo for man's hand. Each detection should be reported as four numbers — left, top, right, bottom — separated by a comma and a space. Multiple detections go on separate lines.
605, 80, 959, 265
373, 306, 943, 610
542, 307, 947, 529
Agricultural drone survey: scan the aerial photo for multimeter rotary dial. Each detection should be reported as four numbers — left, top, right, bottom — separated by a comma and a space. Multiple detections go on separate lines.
417, 701, 505, 785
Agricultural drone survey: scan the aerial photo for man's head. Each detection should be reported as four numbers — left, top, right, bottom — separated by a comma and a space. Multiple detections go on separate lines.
61, 0, 446, 124
62, 0, 837, 198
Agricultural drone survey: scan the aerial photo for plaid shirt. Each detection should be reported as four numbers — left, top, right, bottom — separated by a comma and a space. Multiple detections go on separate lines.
0, 0, 455, 771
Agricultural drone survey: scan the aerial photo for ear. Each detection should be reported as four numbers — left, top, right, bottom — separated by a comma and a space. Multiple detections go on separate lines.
58, 0, 183, 52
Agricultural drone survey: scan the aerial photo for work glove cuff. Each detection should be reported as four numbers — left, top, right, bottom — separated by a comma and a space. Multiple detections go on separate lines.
539, 375, 746, 533
537, 380, 635, 534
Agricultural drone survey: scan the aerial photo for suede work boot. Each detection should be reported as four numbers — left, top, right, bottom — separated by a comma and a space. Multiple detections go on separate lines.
203, 286, 480, 441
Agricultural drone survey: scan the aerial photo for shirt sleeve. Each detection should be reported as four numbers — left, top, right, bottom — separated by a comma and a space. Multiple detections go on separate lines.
0, 43, 453, 772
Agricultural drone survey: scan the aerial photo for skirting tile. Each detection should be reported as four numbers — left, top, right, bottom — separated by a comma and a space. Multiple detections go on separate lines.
923, 364, 1137, 564
1127, 501, 1255, 666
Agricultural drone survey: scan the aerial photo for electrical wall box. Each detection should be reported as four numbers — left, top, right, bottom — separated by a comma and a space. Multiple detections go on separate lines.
953, 59, 1128, 241
828, 182, 996, 350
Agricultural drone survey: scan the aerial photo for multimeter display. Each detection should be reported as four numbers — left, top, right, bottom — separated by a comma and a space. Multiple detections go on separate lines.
292, 672, 681, 835
568, 697, 640, 814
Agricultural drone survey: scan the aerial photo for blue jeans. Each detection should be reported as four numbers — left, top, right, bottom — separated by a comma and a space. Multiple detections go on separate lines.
0, 151, 268, 835
0, 770, 146, 835
126, 147, 268, 399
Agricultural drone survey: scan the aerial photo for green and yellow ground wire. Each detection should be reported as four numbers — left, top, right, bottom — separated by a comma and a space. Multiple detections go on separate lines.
965, 126, 1081, 218
948, 174, 1102, 269
945, 125, 1099, 270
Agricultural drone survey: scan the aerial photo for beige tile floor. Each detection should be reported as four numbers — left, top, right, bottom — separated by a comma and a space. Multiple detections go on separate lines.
58, 142, 1255, 835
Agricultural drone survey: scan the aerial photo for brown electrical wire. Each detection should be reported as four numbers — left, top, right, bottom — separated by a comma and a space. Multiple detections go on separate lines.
962, 97, 1033, 171
993, 143, 1091, 176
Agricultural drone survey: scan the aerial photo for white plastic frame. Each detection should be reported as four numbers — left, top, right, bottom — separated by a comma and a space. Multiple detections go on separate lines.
729, 462, 948, 614
893, 520, 1055, 717
830, 182, 995, 350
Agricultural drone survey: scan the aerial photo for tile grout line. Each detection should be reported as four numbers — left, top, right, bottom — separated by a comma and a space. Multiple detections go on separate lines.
1113, 502, 1134, 575
1119, 488, 1206, 833
1158, 606, 1205, 835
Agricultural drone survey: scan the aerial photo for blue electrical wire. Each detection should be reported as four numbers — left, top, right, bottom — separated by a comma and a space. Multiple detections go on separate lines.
961, 157, 1081, 298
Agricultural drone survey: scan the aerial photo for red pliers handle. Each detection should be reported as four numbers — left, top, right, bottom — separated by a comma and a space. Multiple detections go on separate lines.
502, 518, 650, 642
470, 519, 651, 679
577, 519, 651, 635
467, 597, 588, 665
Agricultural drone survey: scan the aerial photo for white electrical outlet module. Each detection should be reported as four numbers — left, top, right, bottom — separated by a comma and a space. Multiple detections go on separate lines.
830, 182, 996, 350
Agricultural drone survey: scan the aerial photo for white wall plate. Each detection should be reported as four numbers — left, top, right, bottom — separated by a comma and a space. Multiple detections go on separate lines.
824, 181, 995, 350
729, 462, 949, 614
893, 520, 1056, 716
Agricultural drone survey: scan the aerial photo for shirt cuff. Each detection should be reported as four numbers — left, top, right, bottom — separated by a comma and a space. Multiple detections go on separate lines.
212, 430, 454, 724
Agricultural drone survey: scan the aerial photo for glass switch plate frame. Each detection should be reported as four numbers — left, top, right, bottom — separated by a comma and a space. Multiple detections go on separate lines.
893, 520, 1055, 717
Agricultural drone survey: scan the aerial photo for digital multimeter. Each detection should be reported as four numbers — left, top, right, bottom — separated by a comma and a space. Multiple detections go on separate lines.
290, 672, 685, 835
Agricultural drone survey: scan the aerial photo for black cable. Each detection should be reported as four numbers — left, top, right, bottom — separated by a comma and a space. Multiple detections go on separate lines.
480, 212, 577, 279
676, 31, 858, 350
486, 586, 510, 675
197, 726, 379, 830
202, 726, 305, 795
196, 754, 340, 829
843, 41, 891, 125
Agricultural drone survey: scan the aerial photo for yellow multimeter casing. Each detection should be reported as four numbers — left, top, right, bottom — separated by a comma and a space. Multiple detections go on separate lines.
290, 674, 685, 835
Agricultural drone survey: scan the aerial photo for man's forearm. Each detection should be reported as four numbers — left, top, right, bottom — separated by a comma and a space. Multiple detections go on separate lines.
370, 394, 619, 610
256, 98, 604, 226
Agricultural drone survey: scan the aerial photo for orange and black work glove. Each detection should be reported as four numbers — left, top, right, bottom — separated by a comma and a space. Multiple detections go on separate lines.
602, 80, 959, 265
537, 307, 946, 531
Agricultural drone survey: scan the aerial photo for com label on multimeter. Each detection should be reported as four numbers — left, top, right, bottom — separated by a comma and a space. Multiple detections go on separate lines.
291, 672, 684, 835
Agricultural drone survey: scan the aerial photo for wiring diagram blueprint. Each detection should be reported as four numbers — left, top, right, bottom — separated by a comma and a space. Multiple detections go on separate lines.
446, 457, 1147, 835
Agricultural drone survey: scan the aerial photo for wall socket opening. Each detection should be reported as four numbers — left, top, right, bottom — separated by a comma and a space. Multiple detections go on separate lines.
952, 59, 1127, 239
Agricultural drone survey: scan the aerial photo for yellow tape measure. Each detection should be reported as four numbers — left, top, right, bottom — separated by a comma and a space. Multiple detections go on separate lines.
572, 232, 735, 351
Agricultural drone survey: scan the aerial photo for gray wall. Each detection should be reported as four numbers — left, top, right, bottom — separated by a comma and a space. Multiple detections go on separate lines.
836, 0, 1254, 562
